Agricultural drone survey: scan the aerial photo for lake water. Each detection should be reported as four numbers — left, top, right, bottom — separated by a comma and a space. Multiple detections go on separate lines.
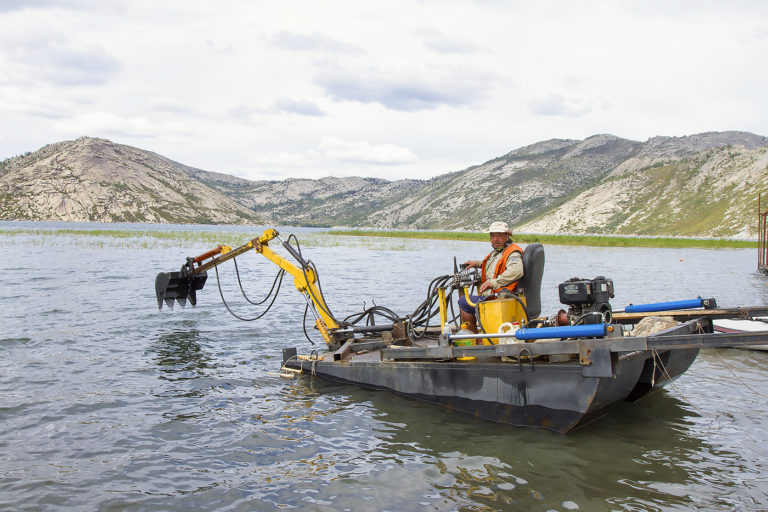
2, 222, 768, 511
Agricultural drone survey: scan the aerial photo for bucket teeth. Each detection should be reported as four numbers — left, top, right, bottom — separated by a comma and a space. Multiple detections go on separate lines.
155, 271, 208, 310
155, 273, 171, 309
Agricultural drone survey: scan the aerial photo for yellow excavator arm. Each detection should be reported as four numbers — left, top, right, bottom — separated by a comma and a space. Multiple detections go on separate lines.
252, 229, 339, 338
155, 228, 339, 345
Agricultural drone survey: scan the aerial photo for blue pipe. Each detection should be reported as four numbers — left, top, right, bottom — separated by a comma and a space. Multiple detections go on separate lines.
515, 323, 607, 340
624, 298, 704, 313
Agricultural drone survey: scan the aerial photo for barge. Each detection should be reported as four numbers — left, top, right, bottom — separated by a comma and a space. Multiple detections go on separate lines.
155, 229, 768, 432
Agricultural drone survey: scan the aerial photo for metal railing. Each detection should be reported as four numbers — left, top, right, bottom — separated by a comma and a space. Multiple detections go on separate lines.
760, 194, 768, 273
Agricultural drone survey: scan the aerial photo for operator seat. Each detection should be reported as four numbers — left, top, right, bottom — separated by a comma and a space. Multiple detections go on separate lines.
517, 243, 545, 319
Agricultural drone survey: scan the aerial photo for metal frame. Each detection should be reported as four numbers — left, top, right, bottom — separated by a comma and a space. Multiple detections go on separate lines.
760, 193, 768, 274
380, 318, 768, 362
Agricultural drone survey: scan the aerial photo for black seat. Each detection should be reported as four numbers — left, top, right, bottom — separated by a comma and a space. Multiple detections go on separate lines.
517, 243, 545, 318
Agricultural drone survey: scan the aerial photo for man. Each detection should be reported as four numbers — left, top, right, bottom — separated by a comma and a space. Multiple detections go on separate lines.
458, 221, 524, 333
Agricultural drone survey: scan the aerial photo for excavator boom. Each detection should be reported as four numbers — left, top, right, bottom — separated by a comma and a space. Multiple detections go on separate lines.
155, 228, 339, 343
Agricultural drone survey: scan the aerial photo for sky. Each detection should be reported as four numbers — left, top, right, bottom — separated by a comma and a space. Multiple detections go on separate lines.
1, 1, 767, 182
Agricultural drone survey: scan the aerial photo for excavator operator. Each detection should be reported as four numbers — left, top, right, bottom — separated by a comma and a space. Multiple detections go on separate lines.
459, 221, 524, 333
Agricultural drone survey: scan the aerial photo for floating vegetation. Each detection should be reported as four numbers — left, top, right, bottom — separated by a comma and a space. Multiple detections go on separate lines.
0, 226, 430, 251
0, 225, 756, 250
0, 227, 238, 249
329, 229, 758, 249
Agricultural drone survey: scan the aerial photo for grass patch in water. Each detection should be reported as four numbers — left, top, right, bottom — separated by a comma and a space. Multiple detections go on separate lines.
0, 228, 251, 249
0, 227, 421, 251
0, 226, 757, 250
328, 229, 757, 249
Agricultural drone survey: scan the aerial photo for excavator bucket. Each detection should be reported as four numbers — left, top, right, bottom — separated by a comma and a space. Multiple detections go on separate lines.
155, 271, 208, 309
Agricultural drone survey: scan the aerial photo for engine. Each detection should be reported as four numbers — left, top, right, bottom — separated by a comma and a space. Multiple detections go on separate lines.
558, 276, 615, 324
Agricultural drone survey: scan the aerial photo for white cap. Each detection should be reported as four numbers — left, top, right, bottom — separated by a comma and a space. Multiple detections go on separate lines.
485, 221, 512, 234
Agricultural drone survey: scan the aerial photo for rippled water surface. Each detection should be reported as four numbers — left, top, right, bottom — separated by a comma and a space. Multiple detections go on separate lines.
2, 222, 768, 511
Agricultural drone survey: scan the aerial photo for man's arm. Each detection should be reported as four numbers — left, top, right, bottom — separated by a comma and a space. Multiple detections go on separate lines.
488, 252, 523, 289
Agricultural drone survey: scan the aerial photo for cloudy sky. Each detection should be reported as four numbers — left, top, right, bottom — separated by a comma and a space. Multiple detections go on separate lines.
1, 1, 766, 181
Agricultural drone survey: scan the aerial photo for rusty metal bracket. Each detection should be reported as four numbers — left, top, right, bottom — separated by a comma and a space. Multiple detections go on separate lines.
333, 339, 355, 361
579, 340, 613, 377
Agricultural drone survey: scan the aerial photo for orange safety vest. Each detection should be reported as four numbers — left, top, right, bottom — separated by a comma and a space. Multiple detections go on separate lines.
481, 242, 523, 294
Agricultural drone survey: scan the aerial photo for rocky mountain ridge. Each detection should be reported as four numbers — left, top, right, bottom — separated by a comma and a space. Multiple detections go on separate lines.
519, 135, 768, 238
0, 137, 264, 224
1, 132, 767, 237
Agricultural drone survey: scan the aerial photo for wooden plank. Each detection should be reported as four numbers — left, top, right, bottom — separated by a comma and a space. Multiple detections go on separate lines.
613, 306, 768, 322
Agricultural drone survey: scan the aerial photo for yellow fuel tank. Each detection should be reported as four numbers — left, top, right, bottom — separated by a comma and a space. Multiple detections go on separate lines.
478, 296, 527, 345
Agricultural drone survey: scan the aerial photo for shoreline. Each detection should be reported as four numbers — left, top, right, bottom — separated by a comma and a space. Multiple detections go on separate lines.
327, 229, 758, 249
0, 222, 757, 249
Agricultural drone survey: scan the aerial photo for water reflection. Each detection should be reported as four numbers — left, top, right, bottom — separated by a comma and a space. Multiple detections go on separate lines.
267, 376, 754, 511
4, 226, 768, 512
150, 329, 214, 380
147, 327, 219, 425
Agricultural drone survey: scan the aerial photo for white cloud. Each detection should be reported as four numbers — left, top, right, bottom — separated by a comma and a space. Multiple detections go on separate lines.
318, 137, 418, 165
417, 28, 479, 54
271, 97, 326, 117
0, 86, 75, 118
0, 19, 119, 87
314, 64, 498, 112
0, 0, 766, 181
529, 95, 594, 117
248, 151, 307, 167
267, 31, 363, 54
53, 112, 191, 139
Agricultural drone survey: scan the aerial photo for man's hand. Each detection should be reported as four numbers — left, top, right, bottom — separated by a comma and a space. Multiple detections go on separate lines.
479, 281, 493, 293
463, 260, 477, 269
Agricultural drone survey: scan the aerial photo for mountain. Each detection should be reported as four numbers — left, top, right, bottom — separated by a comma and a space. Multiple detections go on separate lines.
193, 134, 642, 229
363, 134, 642, 230
1, 132, 767, 238
187, 171, 424, 228
517, 132, 768, 238
0, 137, 264, 224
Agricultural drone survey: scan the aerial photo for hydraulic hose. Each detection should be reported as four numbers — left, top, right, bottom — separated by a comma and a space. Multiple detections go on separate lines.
214, 260, 284, 321
233, 258, 285, 305
286, 234, 339, 326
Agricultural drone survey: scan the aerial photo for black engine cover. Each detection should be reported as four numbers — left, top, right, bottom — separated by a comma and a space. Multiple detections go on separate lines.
558, 276, 615, 324
559, 276, 614, 305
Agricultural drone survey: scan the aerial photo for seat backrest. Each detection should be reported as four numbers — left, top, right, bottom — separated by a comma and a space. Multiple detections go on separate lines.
517, 243, 545, 319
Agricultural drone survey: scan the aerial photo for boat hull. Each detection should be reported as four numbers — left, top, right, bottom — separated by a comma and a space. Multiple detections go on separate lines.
284, 348, 699, 433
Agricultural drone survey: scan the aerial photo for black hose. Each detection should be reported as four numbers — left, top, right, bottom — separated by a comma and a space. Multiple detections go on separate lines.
233, 257, 285, 305
209, 233, 459, 345
474, 296, 496, 345
474, 292, 529, 345
447, 292, 461, 327
302, 302, 317, 345
342, 305, 401, 326
573, 311, 603, 325
286, 234, 339, 325
217, 232, 464, 342
214, 260, 283, 322
406, 275, 453, 340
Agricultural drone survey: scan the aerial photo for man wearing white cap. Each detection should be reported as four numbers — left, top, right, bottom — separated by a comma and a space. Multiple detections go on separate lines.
458, 221, 524, 332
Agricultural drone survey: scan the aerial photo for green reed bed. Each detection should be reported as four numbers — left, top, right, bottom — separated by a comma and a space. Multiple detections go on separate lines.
0, 228, 249, 249
0, 226, 757, 250
0, 227, 416, 251
328, 229, 758, 249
